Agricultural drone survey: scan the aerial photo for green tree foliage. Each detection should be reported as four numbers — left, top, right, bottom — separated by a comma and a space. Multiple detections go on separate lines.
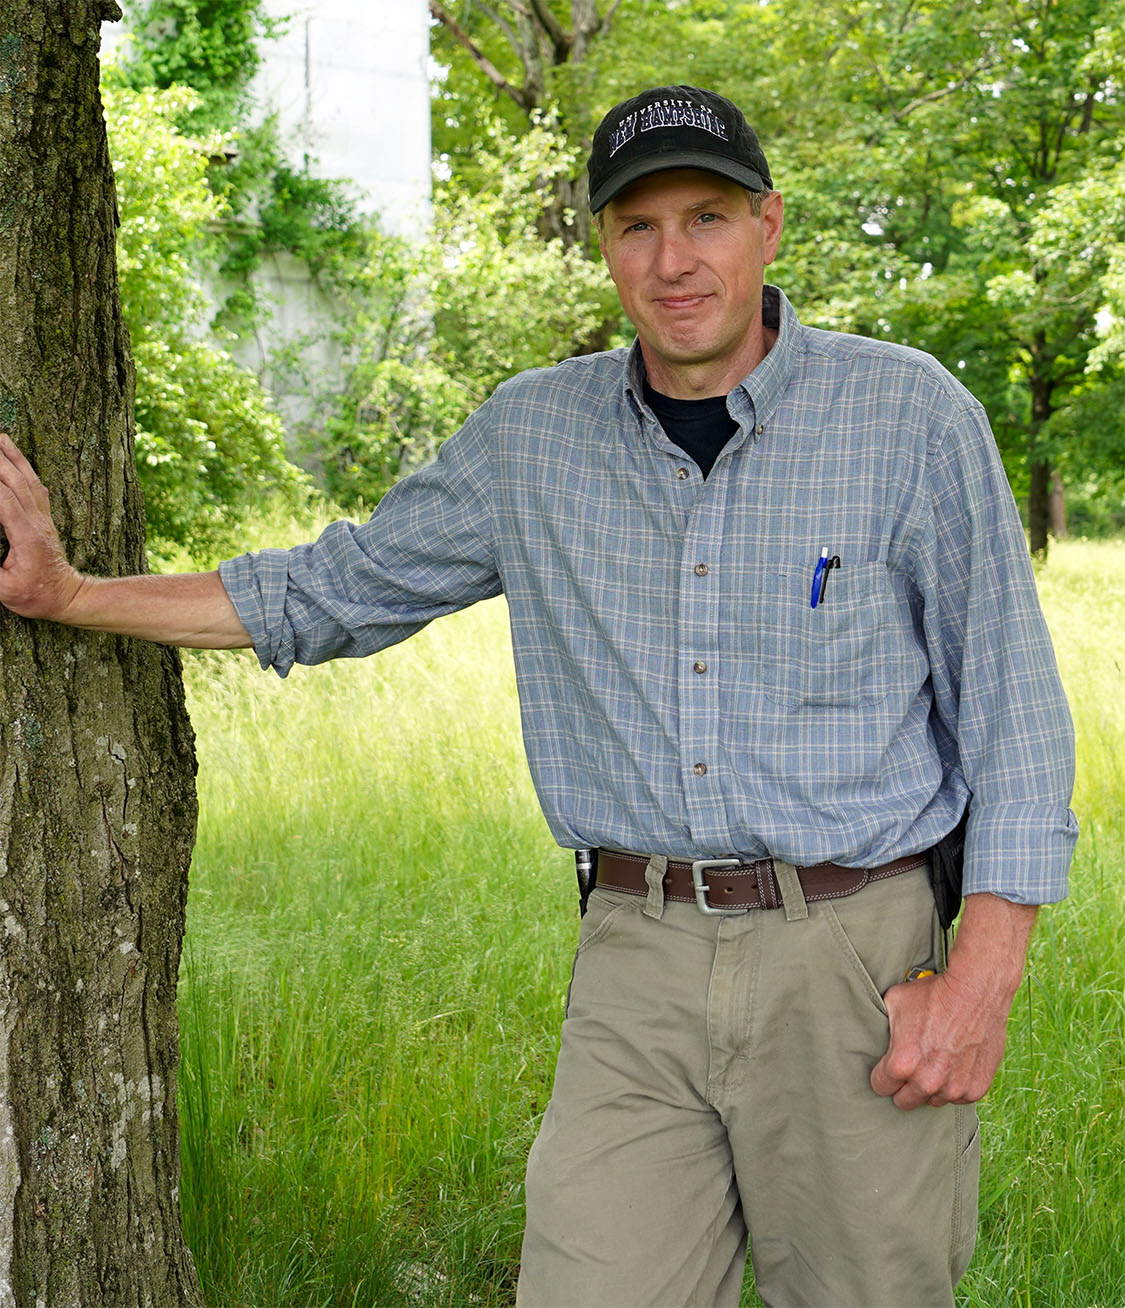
430, 0, 749, 244
743, 0, 1125, 552
308, 120, 617, 508
434, 0, 1125, 552
117, 0, 280, 130
1027, 160, 1125, 525
105, 79, 305, 561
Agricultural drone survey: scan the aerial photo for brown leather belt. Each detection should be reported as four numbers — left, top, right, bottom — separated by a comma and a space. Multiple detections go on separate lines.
595, 848, 928, 915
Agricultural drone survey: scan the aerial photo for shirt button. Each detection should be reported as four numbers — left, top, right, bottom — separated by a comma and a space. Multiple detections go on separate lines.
676, 467, 690, 480
694, 563, 709, 577
693, 762, 709, 777
693, 660, 708, 675
756, 424, 764, 435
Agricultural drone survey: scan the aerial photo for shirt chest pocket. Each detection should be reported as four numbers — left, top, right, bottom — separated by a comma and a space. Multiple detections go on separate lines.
748, 562, 909, 710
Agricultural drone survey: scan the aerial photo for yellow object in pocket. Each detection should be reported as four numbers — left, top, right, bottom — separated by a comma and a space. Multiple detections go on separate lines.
903, 966, 936, 982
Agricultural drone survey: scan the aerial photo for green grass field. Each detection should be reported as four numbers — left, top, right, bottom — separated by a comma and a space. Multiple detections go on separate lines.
178, 538, 1125, 1308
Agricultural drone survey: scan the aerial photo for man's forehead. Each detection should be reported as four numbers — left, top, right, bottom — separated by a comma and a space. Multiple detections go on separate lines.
605, 168, 751, 213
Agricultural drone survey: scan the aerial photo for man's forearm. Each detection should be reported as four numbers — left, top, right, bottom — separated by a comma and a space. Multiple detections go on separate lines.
0, 433, 253, 649
63, 570, 253, 649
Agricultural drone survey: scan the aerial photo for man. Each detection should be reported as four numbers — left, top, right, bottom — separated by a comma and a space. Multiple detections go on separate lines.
0, 86, 1076, 1307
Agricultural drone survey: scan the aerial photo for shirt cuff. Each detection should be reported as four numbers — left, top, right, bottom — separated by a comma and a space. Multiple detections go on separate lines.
962, 801, 1079, 904
218, 549, 297, 676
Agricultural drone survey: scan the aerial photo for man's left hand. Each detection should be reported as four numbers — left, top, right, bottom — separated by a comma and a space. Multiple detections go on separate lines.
870, 892, 1038, 1111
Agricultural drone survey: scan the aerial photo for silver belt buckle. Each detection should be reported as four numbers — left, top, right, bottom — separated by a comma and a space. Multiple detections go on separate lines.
691, 858, 749, 916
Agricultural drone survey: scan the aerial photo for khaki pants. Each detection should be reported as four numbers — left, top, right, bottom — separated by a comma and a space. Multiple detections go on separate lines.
517, 866, 979, 1308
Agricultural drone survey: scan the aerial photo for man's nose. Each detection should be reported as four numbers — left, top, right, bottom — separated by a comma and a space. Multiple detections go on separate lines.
654, 229, 697, 280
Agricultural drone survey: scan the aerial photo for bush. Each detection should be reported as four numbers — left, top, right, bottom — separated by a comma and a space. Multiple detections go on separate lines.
104, 77, 307, 561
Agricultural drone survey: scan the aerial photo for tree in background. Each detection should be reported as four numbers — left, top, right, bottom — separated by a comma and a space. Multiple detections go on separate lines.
715, 0, 1125, 553
0, 2, 203, 1302
430, 0, 741, 246
767, 0, 1125, 555
432, 0, 1125, 555
115, 0, 277, 130
430, 0, 620, 245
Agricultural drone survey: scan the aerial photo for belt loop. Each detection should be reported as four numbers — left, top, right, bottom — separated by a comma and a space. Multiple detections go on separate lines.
643, 855, 668, 920
773, 859, 809, 922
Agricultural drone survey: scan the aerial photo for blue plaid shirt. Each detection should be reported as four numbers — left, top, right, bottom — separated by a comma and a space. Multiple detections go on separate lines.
220, 287, 1077, 904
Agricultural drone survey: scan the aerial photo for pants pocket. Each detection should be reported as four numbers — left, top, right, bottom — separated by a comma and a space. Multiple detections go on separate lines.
821, 868, 939, 1015
564, 889, 631, 1017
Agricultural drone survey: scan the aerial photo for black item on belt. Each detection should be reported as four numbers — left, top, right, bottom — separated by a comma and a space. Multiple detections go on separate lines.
928, 810, 969, 930
575, 848, 599, 917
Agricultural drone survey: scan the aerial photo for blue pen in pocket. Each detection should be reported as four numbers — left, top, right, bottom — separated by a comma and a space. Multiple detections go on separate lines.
810, 548, 841, 608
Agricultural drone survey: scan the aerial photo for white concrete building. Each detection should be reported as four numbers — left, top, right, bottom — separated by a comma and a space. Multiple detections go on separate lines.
103, 0, 432, 228
254, 0, 432, 233
102, 0, 433, 428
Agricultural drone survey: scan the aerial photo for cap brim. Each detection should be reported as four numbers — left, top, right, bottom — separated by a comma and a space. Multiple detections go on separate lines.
590, 150, 768, 213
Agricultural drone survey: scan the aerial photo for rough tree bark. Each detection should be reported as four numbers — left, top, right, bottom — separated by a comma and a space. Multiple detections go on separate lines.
0, 3, 203, 1305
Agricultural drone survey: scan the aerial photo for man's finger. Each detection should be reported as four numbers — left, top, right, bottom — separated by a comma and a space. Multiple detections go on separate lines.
869, 1054, 903, 1100
0, 432, 36, 468
877, 1061, 943, 1111
0, 435, 56, 542
0, 475, 29, 546
0, 467, 40, 550
0, 434, 40, 515
872, 978, 948, 1109
0, 433, 50, 499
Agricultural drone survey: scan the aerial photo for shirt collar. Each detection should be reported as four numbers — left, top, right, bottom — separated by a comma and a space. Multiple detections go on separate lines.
623, 284, 803, 441
734, 284, 801, 437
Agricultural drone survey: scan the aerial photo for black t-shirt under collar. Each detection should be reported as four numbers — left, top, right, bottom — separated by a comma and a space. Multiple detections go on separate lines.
642, 381, 739, 479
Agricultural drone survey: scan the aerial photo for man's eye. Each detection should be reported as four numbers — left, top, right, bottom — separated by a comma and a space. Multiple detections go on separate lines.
696, 212, 720, 224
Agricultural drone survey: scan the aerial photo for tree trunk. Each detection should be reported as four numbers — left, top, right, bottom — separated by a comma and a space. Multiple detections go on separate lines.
0, 4, 203, 1305
1048, 469, 1067, 540
1027, 459, 1051, 559
1027, 335, 1053, 559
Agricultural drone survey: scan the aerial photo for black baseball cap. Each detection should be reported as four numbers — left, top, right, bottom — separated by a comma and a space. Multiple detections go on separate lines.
588, 85, 772, 214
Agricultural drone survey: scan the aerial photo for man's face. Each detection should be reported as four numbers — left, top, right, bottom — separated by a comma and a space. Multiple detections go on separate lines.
599, 169, 783, 396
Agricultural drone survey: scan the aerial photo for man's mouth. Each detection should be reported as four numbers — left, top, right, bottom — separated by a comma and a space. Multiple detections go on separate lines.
655, 293, 710, 310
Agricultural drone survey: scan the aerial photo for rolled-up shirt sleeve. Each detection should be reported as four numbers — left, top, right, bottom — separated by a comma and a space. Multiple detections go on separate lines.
917, 398, 1078, 904
218, 402, 501, 677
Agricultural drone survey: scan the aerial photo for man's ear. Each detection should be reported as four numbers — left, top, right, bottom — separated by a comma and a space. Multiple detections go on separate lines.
761, 191, 784, 267
597, 225, 617, 286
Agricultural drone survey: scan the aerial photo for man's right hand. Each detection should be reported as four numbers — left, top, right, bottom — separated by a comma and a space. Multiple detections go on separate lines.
0, 432, 253, 649
0, 432, 85, 622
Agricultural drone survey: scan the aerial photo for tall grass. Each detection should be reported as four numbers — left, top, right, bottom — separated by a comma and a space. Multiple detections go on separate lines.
178, 537, 1125, 1307
958, 541, 1125, 1308
179, 597, 572, 1307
